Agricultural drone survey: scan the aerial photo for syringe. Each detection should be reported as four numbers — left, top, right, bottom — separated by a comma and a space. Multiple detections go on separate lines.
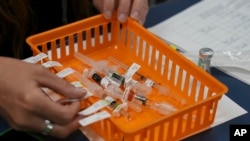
125, 78, 152, 96
127, 92, 177, 115
74, 70, 131, 119
103, 95, 131, 120
88, 71, 142, 113
108, 56, 186, 105
74, 52, 126, 86
89, 70, 123, 99
83, 69, 175, 115
74, 70, 105, 99
74, 52, 117, 76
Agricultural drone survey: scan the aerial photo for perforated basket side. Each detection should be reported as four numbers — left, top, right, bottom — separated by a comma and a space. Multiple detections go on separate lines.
26, 14, 121, 62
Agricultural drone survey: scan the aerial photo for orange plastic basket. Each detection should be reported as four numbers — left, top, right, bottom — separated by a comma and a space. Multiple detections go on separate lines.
26, 13, 228, 141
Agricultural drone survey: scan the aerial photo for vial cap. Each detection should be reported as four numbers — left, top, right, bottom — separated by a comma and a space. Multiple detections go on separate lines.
199, 48, 214, 59
92, 73, 102, 83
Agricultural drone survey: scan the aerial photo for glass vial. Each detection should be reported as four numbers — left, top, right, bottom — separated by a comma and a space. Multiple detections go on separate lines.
198, 47, 214, 73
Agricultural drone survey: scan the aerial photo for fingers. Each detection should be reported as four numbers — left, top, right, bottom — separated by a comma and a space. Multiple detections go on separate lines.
94, 0, 149, 24
117, 0, 148, 24
48, 115, 83, 138
12, 111, 82, 138
32, 89, 82, 125
30, 63, 86, 136
38, 104, 83, 138
35, 65, 86, 99
22, 68, 84, 137
117, 0, 132, 23
130, 0, 149, 25
102, 0, 116, 19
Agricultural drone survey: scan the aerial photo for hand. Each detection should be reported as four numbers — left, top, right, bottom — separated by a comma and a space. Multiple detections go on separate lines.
0, 57, 86, 138
93, 0, 149, 24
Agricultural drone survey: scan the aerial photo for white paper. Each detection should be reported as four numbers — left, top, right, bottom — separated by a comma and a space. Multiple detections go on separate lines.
212, 95, 247, 127
148, 0, 250, 85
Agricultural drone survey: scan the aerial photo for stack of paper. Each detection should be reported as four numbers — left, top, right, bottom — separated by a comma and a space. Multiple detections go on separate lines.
148, 0, 250, 85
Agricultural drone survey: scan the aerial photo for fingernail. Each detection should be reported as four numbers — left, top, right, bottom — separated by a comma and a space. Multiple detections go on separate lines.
131, 11, 139, 20
131, 11, 143, 25
118, 13, 127, 23
138, 20, 143, 25
104, 10, 112, 19
75, 87, 87, 94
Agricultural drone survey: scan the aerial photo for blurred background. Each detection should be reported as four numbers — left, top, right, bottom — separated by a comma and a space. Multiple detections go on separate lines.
149, 0, 172, 6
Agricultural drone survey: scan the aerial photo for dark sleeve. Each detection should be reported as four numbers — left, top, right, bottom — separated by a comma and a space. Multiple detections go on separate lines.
28, 0, 63, 33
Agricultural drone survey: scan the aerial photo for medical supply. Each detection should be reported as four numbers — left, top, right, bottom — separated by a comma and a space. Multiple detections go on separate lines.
74, 69, 131, 119
23, 52, 48, 63
78, 100, 109, 116
89, 71, 143, 113
127, 92, 177, 115
108, 56, 166, 89
108, 56, 185, 105
106, 71, 125, 86
125, 78, 153, 96
74, 70, 105, 98
104, 96, 131, 119
198, 47, 214, 73
74, 52, 117, 75
79, 111, 111, 127
90, 71, 124, 99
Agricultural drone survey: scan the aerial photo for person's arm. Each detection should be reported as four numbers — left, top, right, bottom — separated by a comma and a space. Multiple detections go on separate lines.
0, 56, 86, 138
93, 0, 149, 24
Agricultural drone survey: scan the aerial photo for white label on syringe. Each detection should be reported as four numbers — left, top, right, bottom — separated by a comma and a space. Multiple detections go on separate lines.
78, 100, 108, 116
42, 61, 62, 68
100, 76, 110, 88
56, 67, 75, 78
23, 56, 35, 63
71, 82, 93, 98
23, 53, 48, 63
145, 79, 155, 87
105, 76, 120, 87
125, 78, 138, 87
71, 81, 84, 87
79, 111, 111, 127
124, 63, 141, 80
